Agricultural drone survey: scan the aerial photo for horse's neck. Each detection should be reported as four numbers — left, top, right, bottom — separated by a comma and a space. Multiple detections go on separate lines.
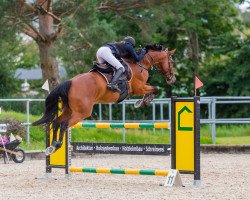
126, 58, 150, 70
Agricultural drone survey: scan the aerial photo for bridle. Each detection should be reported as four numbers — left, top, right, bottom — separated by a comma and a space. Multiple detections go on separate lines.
138, 48, 175, 82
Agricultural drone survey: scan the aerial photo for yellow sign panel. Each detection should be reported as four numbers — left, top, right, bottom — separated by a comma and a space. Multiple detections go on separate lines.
50, 129, 66, 166
50, 101, 66, 166
175, 101, 194, 172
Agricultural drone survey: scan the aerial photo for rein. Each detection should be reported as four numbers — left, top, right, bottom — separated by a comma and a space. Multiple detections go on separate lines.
138, 48, 175, 78
164, 48, 175, 76
138, 62, 149, 72
137, 52, 155, 72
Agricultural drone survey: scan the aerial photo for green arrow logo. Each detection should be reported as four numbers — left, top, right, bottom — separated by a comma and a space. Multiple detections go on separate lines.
178, 106, 193, 131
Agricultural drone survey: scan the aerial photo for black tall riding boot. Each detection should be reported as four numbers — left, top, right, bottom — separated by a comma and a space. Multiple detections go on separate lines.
107, 68, 124, 93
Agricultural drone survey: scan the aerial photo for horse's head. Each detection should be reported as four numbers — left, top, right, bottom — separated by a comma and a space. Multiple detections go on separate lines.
145, 44, 176, 85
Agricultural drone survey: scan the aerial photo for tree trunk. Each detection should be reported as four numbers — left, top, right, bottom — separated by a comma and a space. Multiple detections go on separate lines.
38, 42, 59, 95
37, 0, 59, 95
188, 31, 199, 75
188, 31, 199, 95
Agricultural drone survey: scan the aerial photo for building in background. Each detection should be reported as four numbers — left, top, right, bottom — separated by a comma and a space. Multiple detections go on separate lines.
14, 66, 67, 95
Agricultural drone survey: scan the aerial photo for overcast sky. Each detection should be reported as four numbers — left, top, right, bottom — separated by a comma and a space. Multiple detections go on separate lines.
238, 1, 250, 11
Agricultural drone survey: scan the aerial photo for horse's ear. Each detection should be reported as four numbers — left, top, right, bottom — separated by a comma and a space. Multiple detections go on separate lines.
169, 49, 176, 55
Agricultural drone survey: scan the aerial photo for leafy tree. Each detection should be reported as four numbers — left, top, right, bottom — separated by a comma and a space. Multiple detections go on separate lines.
54, 1, 116, 77
0, 6, 40, 97
97, 0, 244, 97
0, 42, 20, 97
0, 5, 21, 97
0, 0, 115, 94
203, 3, 250, 96
0, 0, 248, 100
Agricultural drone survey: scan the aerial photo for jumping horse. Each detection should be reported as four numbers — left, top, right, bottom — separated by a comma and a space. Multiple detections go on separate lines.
32, 44, 176, 155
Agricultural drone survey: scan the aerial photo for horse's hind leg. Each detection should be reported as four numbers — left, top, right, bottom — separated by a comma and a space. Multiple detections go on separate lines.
46, 104, 93, 155
59, 105, 95, 142
53, 114, 83, 152
46, 107, 72, 155
56, 111, 93, 148
51, 117, 60, 145
53, 118, 70, 152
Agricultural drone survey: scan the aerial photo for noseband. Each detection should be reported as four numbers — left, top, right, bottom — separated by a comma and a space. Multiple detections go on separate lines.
164, 48, 175, 83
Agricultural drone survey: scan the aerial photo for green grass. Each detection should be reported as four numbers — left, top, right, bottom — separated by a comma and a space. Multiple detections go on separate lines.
72, 128, 170, 144
200, 124, 250, 144
19, 141, 45, 150
1, 111, 250, 151
216, 136, 250, 144
217, 125, 250, 137
0, 111, 42, 123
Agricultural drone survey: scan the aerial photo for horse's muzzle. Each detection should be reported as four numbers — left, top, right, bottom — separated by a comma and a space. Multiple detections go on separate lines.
165, 73, 176, 85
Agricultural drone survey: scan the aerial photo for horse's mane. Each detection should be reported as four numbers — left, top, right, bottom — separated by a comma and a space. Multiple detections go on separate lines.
145, 44, 164, 51
124, 44, 164, 63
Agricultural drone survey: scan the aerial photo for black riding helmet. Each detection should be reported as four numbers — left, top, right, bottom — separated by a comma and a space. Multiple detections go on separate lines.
124, 36, 135, 47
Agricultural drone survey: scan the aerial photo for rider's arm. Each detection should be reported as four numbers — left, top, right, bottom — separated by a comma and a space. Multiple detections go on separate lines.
124, 42, 146, 62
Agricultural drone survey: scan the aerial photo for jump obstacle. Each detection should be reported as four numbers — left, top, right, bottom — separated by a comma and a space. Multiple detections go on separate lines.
45, 97, 200, 187
72, 122, 169, 129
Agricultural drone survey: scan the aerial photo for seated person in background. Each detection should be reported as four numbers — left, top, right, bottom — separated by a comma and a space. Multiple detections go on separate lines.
0, 134, 9, 145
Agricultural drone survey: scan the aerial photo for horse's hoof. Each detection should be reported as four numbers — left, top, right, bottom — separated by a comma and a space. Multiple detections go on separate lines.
45, 146, 56, 156
134, 99, 144, 108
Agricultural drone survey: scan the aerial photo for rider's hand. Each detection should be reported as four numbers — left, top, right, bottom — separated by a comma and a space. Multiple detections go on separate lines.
136, 48, 143, 54
141, 48, 146, 54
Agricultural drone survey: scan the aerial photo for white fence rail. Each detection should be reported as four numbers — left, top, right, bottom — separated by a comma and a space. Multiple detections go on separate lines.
0, 97, 250, 144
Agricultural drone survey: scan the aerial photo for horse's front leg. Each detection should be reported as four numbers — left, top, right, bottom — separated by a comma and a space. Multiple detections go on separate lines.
133, 84, 159, 108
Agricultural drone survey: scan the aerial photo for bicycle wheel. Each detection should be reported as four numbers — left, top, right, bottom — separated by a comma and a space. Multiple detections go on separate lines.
12, 148, 25, 163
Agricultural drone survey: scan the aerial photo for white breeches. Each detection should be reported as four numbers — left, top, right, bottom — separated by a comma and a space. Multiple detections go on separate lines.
96, 47, 125, 72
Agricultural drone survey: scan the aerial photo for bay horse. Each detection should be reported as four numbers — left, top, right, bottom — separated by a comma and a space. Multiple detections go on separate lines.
32, 44, 176, 155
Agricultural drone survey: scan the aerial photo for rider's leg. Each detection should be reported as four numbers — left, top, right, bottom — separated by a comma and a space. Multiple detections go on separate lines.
96, 47, 125, 92
96, 47, 107, 64
105, 55, 125, 92
107, 68, 124, 92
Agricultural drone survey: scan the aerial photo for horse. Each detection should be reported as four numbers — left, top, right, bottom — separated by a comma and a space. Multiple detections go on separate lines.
32, 44, 176, 155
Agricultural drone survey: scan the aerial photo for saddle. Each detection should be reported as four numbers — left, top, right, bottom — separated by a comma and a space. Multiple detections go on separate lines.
90, 60, 132, 103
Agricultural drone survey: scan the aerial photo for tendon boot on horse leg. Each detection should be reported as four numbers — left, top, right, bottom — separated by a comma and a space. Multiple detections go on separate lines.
134, 93, 156, 108
107, 68, 124, 93
134, 88, 159, 108
143, 88, 159, 106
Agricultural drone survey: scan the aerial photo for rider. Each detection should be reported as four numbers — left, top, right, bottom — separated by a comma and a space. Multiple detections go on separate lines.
96, 36, 146, 92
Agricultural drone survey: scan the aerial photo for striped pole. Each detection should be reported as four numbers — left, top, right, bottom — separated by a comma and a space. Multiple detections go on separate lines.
70, 167, 168, 176
72, 122, 169, 129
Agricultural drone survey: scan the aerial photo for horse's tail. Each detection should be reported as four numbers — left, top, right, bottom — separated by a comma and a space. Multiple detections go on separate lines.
32, 80, 72, 126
